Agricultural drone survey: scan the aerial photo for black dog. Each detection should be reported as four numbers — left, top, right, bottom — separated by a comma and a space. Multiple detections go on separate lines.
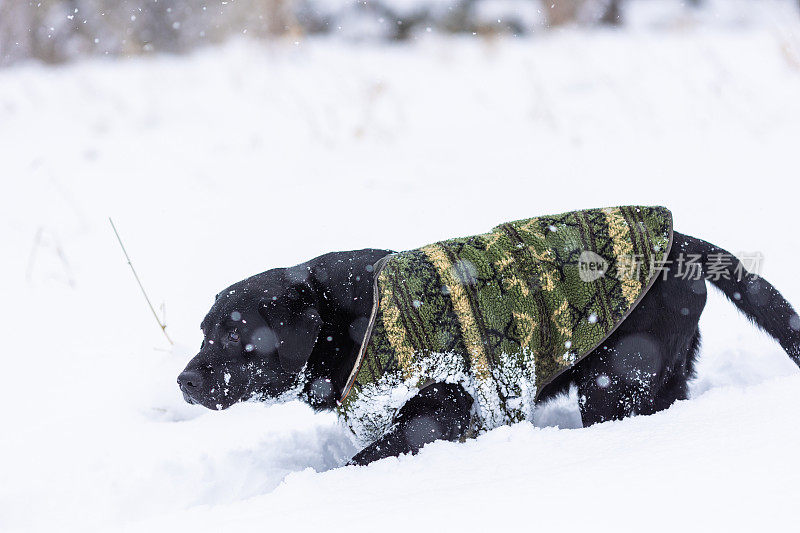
178, 233, 800, 465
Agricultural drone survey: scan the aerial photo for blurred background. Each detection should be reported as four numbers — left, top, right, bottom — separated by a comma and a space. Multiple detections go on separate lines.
2, 1, 800, 532
2, 0, 799, 66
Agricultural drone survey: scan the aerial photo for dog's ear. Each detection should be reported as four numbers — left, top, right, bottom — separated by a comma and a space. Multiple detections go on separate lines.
259, 282, 322, 373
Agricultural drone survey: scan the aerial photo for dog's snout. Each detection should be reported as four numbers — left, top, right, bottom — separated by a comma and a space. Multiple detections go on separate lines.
178, 369, 204, 390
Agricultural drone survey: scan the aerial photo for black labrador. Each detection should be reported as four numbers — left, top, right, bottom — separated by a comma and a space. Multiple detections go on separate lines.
178, 232, 800, 465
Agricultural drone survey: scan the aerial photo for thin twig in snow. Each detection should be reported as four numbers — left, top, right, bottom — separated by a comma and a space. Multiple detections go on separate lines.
109, 218, 173, 346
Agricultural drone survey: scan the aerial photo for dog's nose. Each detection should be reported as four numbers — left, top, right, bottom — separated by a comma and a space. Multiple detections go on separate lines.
178, 369, 204, 390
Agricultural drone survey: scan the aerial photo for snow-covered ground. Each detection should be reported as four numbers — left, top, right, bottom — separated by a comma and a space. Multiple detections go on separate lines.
2, 4, 800, 532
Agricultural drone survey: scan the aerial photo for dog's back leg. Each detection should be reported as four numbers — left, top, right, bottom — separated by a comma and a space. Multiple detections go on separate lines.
574, 330, 699, 425
651, 328, 701, 412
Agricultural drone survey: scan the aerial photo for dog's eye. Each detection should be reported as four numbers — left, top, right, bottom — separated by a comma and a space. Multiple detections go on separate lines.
228, 330, 240, 342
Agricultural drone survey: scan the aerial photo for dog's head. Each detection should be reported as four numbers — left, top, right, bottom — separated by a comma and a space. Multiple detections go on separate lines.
178, 267, 322, 410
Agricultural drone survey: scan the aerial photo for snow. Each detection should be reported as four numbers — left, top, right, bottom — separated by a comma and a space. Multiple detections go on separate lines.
2, 4, 800, 532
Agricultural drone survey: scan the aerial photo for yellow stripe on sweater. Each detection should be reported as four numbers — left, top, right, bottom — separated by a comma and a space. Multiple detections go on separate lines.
421, 244, 491, 381
603, 207, 641, 307
377, 272, 417, 379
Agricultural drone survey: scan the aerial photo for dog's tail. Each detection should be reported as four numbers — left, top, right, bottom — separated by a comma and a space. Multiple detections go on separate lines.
677, 231, 800, 365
